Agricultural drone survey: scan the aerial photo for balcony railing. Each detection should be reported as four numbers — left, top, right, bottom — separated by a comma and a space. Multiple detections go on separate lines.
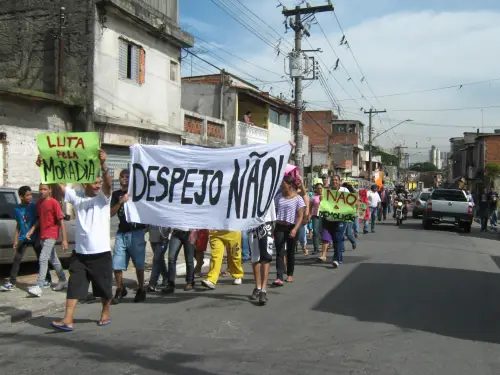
235, 121, 268, 145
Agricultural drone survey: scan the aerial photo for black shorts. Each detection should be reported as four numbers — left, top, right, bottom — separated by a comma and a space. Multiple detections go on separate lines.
249, 222, 274, 264
67, 251, 113, 300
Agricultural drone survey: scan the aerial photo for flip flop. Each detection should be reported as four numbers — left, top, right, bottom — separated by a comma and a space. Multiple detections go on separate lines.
97, 319, 111, 327
50, 321, 73, 332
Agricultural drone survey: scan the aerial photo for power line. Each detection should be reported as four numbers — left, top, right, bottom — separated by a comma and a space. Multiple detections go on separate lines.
336, 77, 500, 101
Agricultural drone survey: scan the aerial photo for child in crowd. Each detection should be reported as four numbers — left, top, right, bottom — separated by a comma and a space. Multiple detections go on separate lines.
27, 183, 68, 297
1, 186, 51, 291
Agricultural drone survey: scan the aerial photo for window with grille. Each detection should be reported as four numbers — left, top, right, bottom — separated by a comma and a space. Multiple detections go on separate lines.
119, 38, 145, 84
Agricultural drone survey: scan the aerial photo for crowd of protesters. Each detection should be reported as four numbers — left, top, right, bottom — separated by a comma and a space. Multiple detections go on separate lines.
7, 149, 496, 332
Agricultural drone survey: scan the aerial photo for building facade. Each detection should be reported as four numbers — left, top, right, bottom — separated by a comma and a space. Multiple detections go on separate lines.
0, 0, 193, 187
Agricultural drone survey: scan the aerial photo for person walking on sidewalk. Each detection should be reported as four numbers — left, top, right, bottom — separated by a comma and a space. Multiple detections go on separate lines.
273, 175, 305, 286
162, 229, 196, 293
27, 184, 68, 297
111, 169, 147, 303
377, 185, 389, 221
201, 230, 244, 290
320, 175, 349, 268
368, 184, 381, 233
1, 186, 52, 291
249, 201, 276, 306
310, 183, 323, 255
147, 226, 170, 292
50, 150, 114, 332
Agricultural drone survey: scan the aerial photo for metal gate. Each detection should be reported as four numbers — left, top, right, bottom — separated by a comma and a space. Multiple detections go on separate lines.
103, 146, 131, 191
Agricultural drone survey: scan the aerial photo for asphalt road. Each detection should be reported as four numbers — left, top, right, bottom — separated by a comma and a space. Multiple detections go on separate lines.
1, 219, 499, 375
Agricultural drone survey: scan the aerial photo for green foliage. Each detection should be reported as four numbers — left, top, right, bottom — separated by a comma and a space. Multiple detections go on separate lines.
485, 162, 500, 177
410, 162, 438, 172
365, 145, 399, 166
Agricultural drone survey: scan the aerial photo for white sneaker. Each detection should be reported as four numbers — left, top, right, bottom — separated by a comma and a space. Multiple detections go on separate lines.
27, 285, 43, 297
52, 281, 68, 291
201, 279, 216, 290
233, 278, 242, 285
0, 282, 15, 292
332, 261, 340, 269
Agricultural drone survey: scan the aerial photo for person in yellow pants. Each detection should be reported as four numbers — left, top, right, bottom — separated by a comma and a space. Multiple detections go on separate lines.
201, 230, 244, 289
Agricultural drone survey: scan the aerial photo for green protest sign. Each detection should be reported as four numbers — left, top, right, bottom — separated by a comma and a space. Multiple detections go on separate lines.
36, 132, 100, 184
319, 189, 359, 222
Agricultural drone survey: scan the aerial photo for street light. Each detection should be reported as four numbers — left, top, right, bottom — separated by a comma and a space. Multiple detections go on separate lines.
372, 119, 413, 142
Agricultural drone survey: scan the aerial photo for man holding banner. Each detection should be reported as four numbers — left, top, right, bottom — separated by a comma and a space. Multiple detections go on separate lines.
318, 175, 355, 268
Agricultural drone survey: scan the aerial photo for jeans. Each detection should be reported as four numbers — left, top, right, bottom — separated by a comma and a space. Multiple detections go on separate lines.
149, 241, 169, 287
297, 224, 307, 249
113, 230, 146, 270
322, 220, 345, 263
37, 238, 65, 287
311, 216, 322, 253
344, 222, 356, 245
480, 216, 488, 231
167, 230, 195, 285
353, 218, 359, 236
370, 207, 378, 232
490, 210, 498, 226
241, 231, 250, 260
274, 223, 297, 280
10, 240, 52, 284
378, 204, 388, 221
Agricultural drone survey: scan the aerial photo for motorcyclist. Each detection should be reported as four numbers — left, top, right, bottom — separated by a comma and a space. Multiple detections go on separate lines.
393, 185, 409, 219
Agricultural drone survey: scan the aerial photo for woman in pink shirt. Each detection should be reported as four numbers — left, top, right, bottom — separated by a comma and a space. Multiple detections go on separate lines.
310, 183, 323, 254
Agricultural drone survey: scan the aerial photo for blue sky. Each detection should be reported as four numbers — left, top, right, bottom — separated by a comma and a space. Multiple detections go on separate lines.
179, 1, 500, 161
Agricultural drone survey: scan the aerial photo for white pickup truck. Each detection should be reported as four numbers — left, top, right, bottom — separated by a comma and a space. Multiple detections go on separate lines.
422, 188, 473, 232
0, 188, 75, 264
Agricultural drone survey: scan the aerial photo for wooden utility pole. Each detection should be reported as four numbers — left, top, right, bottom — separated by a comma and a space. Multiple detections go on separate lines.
283, 2, 334, 177
364, 108, 386, 182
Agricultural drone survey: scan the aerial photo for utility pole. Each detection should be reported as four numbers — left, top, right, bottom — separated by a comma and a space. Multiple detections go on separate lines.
394, 145, 408, 181
364, 108, 386, 182
283, 2, 334, 177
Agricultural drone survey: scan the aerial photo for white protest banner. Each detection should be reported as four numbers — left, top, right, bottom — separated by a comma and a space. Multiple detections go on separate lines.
125, 143, 291, 230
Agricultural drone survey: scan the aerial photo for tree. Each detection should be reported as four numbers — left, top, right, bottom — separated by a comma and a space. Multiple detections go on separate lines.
366, 145, 399, 166
410, 162, 438, 172
485, 162, 500, 188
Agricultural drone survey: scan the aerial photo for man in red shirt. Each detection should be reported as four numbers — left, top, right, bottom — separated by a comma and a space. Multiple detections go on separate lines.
27, 184, 68, 297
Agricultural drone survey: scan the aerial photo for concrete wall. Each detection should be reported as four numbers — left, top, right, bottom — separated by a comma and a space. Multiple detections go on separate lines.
181, 83, 220, 118
94, 8, 182, 132
0, 96, 72, 187
269, 122, 292, 143
0, 0, 93, 107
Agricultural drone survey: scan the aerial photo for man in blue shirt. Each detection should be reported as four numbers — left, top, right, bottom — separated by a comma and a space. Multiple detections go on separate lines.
1, 186, 51, 291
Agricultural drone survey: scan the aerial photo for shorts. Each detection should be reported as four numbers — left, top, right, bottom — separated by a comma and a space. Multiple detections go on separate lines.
195, 229, 209, 252
321, 220, 345, 244
113, 230, 146, 270
67, 251, 113, 300
249, 222, 274, 264
321, 227, 333, 243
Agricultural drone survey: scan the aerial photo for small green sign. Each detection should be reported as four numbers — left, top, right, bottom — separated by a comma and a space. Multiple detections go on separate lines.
319, 189, 359, 222
36, 132, 100, 184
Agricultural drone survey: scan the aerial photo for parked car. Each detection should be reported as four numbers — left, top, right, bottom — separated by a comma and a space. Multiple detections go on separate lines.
422, 188, 473, 232
0, 188, 75, 264
412, 190, 432, 218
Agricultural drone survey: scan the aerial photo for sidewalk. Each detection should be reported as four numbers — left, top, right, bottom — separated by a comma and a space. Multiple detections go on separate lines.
0, 244, 210, 325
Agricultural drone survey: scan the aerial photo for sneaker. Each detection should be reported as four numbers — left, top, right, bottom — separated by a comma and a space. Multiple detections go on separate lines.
272, 279, 284, 287
112, 287, 127, 304
42, 281, 52, 289
147, 284, 161, 293
27, 285, 43, 297
201, 279, 216, 290
332, 261, 340, 269
258, 290, 268, 306
52, 281, 68, 291
233, 278, 242, 285
161, 284, 175, 294
0, 282, 15, 292
134, 288, 146, 303
184, 283, 194, 291
249, 288, 260, 301
352, 242, 357, 250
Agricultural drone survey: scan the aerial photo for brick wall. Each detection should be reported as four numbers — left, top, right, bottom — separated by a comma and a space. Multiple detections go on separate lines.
485, 136, 500, 163
303, 110, 335, 146
184, 115, 202, 135
207, 121, 224, 139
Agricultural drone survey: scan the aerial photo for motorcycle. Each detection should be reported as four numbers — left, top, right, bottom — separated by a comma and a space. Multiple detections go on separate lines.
396, 201, 404, 226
